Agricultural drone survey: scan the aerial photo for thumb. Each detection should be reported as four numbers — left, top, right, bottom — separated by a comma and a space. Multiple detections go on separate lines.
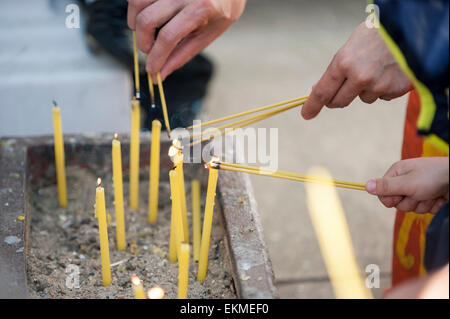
366, 176, 410, 197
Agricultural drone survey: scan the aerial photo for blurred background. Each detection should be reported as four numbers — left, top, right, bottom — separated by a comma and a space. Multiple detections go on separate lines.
0, 0, 408, 298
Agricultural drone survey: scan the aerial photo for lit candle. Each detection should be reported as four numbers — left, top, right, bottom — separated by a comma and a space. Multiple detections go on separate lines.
147, 286, 165, 299
131, 276, 146, 299
112, 134, 126, 251
174, 150, 189, 243
96, 178, 111, 286
129, 97, 140, 210
191, 180, 201, 262
52, 102, 67, 207
305, 166, 372, 299
169, 170, 185, 261
148, 120, 161, 223
178, 243, 190, 299
197, 158, 219, 282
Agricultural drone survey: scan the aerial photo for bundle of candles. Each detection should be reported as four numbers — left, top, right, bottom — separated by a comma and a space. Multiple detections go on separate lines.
48, 32, 371, 299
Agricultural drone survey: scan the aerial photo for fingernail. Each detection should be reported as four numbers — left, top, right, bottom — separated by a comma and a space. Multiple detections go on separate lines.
366, 180, 376, 194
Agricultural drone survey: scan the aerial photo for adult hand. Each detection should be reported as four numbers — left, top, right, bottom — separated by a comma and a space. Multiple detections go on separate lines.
365, 157, 449, 214
128, 0, 247, 80
301, 22, 413, 120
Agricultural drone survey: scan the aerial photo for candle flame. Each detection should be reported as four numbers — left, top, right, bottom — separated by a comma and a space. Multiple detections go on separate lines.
168, 146, 178, 157
168, 139, 183, 157
131, 275, 141, 286
204, 156, 220, 169
52, 100, 58, 107
172, 139, 181, 148
114, 133, 118, 140
97, 177, 102, 187
147, 286, 165, 299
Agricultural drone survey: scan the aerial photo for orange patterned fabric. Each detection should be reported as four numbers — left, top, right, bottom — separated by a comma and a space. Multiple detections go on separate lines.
392, 90, 448, 286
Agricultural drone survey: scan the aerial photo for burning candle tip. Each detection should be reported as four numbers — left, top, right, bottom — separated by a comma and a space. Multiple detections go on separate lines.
205, 156, 220, 169
147, 286, 165, 299
97, 178, 102, 187
131, 275, 141, 286
168, 139, 183, 157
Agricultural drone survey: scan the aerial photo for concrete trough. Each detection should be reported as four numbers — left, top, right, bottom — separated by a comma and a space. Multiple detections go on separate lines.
0, 134, 278, 299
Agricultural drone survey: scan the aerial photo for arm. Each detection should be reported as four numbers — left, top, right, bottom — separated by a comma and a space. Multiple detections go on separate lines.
128, 0, 247, 81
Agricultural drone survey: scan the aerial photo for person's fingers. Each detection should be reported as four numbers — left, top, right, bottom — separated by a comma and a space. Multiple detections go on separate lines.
359, 90, 379, 104
135, 0, 185, 53
379, 68, 413, 101
396, 197, 419, 213
147, 2, 212, 75
431, 198, 447, 214
366, 175, 412, 197
327, 77, 363, 108
414, 199, 437, 214
301, 57, 346, 120
378, 195, 404, 208
158, 24, 222, 81
128, 0, 158, 30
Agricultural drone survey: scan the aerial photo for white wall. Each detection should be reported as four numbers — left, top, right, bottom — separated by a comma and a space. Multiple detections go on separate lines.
0, 0, 132, 137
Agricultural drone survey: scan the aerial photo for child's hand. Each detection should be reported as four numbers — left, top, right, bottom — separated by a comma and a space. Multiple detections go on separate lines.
365, 157, 449, 214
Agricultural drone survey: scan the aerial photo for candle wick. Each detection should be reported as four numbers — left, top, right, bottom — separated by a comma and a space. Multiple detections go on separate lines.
52, 100, 58, 107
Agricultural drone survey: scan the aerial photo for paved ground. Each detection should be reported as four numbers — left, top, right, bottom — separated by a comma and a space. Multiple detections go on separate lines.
202, 0, 407, 298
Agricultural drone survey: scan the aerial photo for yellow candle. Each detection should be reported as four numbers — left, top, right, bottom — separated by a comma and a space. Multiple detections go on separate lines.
131, 276, 146, 299
174, 152, 189, 243
197, 161, 219, 282
112, 134, 126, 251
148, 120, 161, 223
52, 103, 67, 207
191, 180, 201, 262
169, 170, 185, 261
129, 98, 140, 210
305, 166, 372, 299
156, 72, 171, 137
132, 31, 140, 97
168, 193, 178, 263
178, 243, 190, 299
96, 178, 111, 287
